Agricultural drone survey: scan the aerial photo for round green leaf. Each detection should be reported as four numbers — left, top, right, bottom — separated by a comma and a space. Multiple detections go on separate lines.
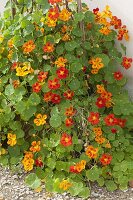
65, 41, 78, 51
69, 78, 80, 90
25, 173, 41, 189
70, 62, 82, 73
50, 114, 62, 128
28, 93, 41, 106
5, 84, 14, 96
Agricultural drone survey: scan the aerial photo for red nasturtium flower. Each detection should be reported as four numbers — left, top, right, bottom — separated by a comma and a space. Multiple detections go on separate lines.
48, 7, 59, 20
87, 112, 100, 125
32, 82, 42, 93
113, 71, 123, 80
96, 97, 106, 108
56, 67, 69, 79
48, 78, 60, 90
69, 166, 79, 174
38, 71, 48, 82
117, 118, 126, 128
43, 91, 53, 102
82, 66, 87, 72
122, 57, 132, 69
65, 118, 74, 127
63, 90, 74, 100
43, 42, 54, 53
30, 141, 41, 153
35, 157, 43, 167
48, 0, 62, 5
111, 128, 117, 134
11, 62, 19, 70
60, 133, 72, 146
117, 25, 129, 41
104, 114, 117, 126
51, 93, 61, 104
100, 153, 112, 166
110, 16, 122, 29
93, 8, 99, 14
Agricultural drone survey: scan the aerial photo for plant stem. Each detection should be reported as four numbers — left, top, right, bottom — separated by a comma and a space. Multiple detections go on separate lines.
76, 0, 85, 41
10, 0, 17, 19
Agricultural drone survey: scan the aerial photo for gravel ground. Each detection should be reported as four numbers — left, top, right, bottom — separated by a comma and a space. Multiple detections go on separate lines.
0, 166, 133, 200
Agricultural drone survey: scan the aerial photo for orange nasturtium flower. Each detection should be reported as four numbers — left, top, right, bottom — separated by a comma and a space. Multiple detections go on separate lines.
63, 90, 74, 100
38, 71, 48, 82
7, 38, 14, 48
69, 160, 86, 173
59, 180, 72, 190
75, 160, 86, 173
100, 91, 112, 101
30, 141, 41, 153
7, 133, 17, 147
34, 114, 47, 126
99, 26, 112, 35
93, 127, 103, 137
59, 8, 72, 21
12, 80, 20, 89
22, 151, 34, 171
43, 91, 53, 102
45, 17, 57, 27
85, 145, 99, 159
43, 42, 54, 53
7, 50, 13, 60
105, 141, 111, 149
96, 84, 106, 94
55, 57, 67, 67
22, 40, 36, 54
61, 25, 68, 33
62, 34, 70, 41
65, 106, 76, 117
95, 136, 106, 144
89, 57, 104, 70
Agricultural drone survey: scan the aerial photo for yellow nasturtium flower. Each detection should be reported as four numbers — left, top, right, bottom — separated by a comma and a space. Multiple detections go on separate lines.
34, 114, 47, 126
7, 133, 17, 147
59, 180, 72, 190
22, 151, 34, 171
0, 35, 4, 43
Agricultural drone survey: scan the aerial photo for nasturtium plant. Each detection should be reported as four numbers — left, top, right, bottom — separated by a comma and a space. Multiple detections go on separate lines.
0, 0, 133, 198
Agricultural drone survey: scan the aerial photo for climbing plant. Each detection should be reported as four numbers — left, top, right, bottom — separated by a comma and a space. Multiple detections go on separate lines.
0, 0, 133, 198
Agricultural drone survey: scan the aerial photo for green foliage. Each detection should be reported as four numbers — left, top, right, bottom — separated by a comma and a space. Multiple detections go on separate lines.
25, 173, 41, 189
0, 0, 133, 198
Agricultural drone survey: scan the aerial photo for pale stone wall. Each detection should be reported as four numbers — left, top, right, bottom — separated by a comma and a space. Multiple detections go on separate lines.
0, 0, 6, 14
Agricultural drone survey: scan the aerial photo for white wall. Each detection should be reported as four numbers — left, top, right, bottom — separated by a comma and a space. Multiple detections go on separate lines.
0, 0, 6, 14
0, 0, 133, 97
